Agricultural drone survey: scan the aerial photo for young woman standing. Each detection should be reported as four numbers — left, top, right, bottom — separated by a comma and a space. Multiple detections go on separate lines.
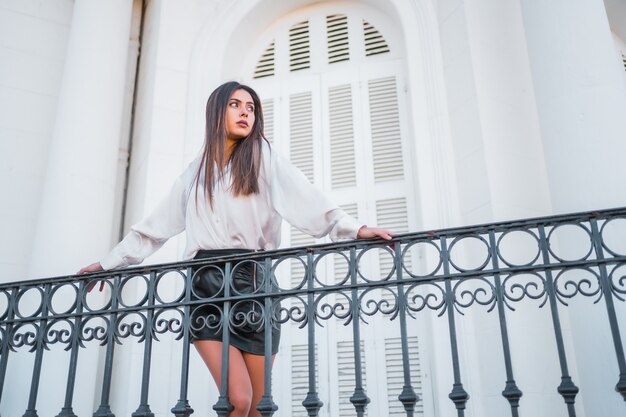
79, 81, 392, 417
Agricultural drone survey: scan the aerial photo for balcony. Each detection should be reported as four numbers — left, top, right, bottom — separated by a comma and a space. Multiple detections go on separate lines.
1, 208, 625, 417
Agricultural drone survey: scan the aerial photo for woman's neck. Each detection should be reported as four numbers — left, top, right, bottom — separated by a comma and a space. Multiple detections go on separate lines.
224, 138, 237, 165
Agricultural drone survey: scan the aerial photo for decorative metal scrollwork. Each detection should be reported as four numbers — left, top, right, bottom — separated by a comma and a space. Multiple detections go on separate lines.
404, 282, 447, 317
502, 272, 547, 309
553, 267, 602, 305
452, 277, 496, 313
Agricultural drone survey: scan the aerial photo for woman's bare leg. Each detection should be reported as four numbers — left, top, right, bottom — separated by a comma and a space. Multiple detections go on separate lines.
194, 340, 276, 417
241, 352, 275, 417
194, 340, 253, 417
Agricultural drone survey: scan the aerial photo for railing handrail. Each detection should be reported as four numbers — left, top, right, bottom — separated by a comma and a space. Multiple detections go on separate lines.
6, 205, 626, 288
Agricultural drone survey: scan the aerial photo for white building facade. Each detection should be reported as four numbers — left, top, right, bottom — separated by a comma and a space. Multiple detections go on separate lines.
1, 0, 625, 416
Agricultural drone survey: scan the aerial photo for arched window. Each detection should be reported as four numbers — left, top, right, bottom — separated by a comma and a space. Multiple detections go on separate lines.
246, 6, 425, 416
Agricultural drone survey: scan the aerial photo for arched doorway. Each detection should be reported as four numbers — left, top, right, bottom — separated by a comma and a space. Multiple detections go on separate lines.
243, 4, 427, 416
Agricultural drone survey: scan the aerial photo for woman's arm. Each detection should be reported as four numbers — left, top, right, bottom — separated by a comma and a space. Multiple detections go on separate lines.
269, 151, 392, 241
79, 159, 198, 273
100, 174, 191, 270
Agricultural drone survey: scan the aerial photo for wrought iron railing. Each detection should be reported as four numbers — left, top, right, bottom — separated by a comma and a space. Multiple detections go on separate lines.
1, 207, 625, 417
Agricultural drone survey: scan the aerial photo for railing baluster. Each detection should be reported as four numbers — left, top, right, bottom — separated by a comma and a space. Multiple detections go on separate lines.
441, 236, 469, 416
213, 262, 233, 417
22, 283, 51, 417
488, 230, 523, 416
133, 271, 156, 417
302, 251, 323, 417
0, 287, 16, 407
590, 218, 626, 400
348, 246, 369, 416
538, 225, 579, 416
171, 266, 194, 417
93, 275, 121, 417
0, 207, 625, 417
56, 283, 84, 417
257, 257, 278, 417
394, 241, 418, 416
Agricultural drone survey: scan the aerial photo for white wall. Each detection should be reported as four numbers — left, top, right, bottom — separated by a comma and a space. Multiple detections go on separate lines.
434, 1, 569, 416
521, 1, 626, 416
0, 0, 73, 282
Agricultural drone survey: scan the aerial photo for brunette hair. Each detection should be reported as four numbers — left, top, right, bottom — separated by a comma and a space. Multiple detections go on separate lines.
194, 81, 268, 206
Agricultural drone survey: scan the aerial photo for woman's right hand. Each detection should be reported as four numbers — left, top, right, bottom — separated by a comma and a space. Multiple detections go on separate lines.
77, 262, 104, 275
77, 262, 105, 292
78, 262, 104, 275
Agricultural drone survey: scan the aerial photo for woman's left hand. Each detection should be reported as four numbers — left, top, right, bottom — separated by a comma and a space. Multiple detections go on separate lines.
357, 226, 393, 240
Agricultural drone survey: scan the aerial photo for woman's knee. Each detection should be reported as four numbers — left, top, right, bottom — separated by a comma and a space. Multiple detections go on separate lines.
228, 391, 252, 415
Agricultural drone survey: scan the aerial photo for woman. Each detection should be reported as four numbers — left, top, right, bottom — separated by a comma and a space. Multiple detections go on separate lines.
79, 81, 392, 417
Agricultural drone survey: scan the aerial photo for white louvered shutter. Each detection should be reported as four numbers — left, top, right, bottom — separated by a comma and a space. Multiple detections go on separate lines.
291, 344, 319, 417
289, 20, 311, 72
328, 84, 357, 189
288, 89, 317, 294
246, 8, 422, 417
254, 41, 276, 79
369, 76, 404, 182
290, 226, 315, 291
376, 197, 411, 273
376, 197, 410, 304
334, 203, 358, 311
385, 337, 423, 416
289, 91, 315, 181
262, 98, 274, 144
337, 340, 367, 417
327, 14, 350, 64
363, 20, 390, 57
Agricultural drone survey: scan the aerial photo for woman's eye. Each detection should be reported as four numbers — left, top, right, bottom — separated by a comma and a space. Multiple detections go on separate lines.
229, 102, 238, 107
247, 106, 254, 112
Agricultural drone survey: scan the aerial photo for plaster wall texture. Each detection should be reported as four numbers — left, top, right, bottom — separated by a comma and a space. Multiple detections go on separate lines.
1, 0, 626, 416
0, 0, 73, 282
521, 1, 626, 416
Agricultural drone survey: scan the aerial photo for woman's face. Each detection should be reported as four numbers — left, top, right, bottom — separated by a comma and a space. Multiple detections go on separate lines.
225, 88, 255, 141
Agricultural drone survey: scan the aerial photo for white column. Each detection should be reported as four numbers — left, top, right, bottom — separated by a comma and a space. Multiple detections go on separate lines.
14, 2, 134, 417
28, 0, 134, 278
520, 0, 626, 213
436, 1, 561, 416
521, 2, 626, 416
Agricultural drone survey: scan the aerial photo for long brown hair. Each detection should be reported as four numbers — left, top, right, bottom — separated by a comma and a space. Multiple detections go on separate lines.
194, 81, 268, 207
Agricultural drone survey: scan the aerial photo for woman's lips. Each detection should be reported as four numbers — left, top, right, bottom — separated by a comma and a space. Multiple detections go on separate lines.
237, 120, 249, 127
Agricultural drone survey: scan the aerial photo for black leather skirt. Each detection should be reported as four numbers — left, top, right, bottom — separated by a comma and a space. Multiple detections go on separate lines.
190, 249, 281, 355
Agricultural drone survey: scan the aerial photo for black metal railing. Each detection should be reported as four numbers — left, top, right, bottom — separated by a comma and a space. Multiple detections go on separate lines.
1, 207, 625, 417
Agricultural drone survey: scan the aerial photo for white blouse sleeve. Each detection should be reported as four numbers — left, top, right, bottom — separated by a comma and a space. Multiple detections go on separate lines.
269, 150, 362, 241
100, 160, 197, 270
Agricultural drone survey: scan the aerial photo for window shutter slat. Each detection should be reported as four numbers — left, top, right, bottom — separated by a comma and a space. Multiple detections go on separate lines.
289, 92, 314, 182
376, 197, 410, 302
290, 21, 311, 72
253, 41, 275, 79
327, 14, 350, 64
363, 20, 390, 57
290, 227, 315, 290
337, 340, 367, 417
262, 99, 274, 144
368, 77, 404, 182
385, 337, 423, 416
291, 344, 319, 417
329, 84, 357, 188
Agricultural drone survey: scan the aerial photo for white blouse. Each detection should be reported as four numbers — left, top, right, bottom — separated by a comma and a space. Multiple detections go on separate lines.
100, 142, 362, 270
